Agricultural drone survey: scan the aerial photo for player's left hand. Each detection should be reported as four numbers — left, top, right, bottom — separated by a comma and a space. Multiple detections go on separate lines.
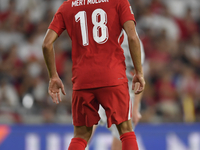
48, 76, 66, 104
132, 109, 141, 127
132, 73, 145, 94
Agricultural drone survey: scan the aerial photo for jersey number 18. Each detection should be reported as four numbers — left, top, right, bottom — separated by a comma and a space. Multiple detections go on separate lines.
75, 9, 109, 46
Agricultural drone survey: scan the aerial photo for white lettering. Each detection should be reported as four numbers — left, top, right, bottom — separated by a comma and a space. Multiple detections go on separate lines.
72, 0, 84, 7
94, 0, 98, 4
72, 1, 77, 7
64, 134, 74, 150
87, 0, 108, 5
136, 132, 200, 150
46, 134, 61, 150
87, 0, 92, 4
26, 134, 40, 150
167, 133, 188, 150
79, 0, 83, 5
189, 133, 200, 150
136, 134, 146, 150
95, 134, 112, 150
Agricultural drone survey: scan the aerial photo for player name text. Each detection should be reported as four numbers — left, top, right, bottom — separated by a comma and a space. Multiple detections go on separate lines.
72, 0, 109, 7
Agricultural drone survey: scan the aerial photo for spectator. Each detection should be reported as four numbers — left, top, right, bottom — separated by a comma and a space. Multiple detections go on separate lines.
0, 0, 200, 123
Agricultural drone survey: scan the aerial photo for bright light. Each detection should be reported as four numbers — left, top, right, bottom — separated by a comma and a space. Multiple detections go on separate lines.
22, 94, 34, 109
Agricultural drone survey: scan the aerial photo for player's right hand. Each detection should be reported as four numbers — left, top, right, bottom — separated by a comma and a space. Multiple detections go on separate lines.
132, 73, 145, 94
48, 76, 66, 104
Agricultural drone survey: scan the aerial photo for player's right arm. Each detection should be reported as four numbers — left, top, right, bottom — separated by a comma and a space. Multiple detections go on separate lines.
42, 3, 66, 104
123, 21, 145, 94
42, 29, 66, 104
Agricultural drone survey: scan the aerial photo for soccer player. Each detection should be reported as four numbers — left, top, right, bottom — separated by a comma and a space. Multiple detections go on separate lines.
97, 30, 145, 150
42, 0, 145, 150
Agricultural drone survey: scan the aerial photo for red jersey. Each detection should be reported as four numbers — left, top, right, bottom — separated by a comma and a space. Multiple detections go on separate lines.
49, 0, 136, 90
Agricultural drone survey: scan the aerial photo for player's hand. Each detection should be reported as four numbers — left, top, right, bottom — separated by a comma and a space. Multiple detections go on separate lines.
132, 73, 145, 94
132, 109, 141, 127
48, 76, 66, 104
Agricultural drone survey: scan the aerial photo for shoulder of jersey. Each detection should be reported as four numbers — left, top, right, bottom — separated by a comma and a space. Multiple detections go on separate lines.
60, 0, 71, 7
63, 1, 70, 5
59, 1, 71, 11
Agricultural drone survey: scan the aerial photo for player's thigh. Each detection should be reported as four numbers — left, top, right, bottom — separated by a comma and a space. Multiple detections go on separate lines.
96, 83, 131, 128
72, 89, 100, 127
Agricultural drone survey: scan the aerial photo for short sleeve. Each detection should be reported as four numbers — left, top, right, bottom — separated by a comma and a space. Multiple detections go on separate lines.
118, 0, 136, 27
48, 8, 66, 37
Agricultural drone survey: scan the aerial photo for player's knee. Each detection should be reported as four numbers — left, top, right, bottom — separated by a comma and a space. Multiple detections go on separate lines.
74, 134, 91, 142
116, 120, 133, 136
74, 126, 93, 142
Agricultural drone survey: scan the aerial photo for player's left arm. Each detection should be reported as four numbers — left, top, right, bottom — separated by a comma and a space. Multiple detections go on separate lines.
42, 29, 66, 104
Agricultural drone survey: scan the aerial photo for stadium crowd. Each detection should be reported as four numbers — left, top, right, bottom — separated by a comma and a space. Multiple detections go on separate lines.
0, 0, 200, 124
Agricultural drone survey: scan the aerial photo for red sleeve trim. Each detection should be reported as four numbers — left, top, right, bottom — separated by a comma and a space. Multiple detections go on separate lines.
121, 17, 136, 27
48, 24, 62, 37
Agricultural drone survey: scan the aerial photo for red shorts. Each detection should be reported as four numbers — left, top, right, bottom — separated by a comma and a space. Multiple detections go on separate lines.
72, 83, 131, 128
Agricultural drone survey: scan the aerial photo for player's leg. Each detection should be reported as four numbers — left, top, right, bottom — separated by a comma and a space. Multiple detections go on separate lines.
111, 137, 122, 150
68, 89, 100, 150
108, 124, 122, 150
85, 125, 98, 150
116, 120, 138, 150
74, 126, 93, 142
96, 83, 138, 150
111, 87, 141, 150
68, 126, 93, 150
116, 119, 132, 135
110, 119, 137, 150
113, 93, 139, 150
85, 105, 107, 150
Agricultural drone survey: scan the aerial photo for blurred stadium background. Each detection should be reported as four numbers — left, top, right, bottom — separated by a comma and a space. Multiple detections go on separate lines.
0, 0, 200, 150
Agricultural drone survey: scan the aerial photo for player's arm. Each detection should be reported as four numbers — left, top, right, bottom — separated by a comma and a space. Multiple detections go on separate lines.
43, 29, 59, 78
123, 21, 145, 94
132, 92, 143, 126
42, 29, 66, 104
